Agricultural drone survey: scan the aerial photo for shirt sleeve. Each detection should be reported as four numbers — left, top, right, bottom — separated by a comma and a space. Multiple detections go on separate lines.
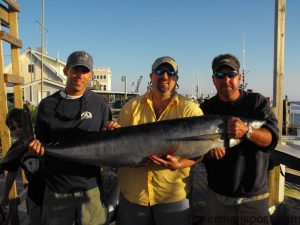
99, 101, 112, 131
256, 95, 279, 150
184, 101, 204, 117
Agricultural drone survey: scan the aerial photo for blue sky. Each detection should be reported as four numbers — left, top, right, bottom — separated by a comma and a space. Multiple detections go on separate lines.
7, 0, 300, 100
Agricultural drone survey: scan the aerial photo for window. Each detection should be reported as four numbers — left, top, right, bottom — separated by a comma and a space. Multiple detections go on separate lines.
28, 64, 34, 73
104, 75, 106, 79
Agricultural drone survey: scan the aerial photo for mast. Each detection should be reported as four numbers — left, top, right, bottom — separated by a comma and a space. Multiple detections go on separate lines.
40, 0, 45, 101
241, 33, 247, 90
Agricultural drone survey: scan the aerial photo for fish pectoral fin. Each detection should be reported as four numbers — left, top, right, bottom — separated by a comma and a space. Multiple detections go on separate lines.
167, 133, 222, 141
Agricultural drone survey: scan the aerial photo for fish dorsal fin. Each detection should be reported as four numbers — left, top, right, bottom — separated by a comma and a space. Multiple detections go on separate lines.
167, 133, 223, 141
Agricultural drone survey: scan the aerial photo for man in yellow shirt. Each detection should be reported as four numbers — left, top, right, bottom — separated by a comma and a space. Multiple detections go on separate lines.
116, 56, 203, 225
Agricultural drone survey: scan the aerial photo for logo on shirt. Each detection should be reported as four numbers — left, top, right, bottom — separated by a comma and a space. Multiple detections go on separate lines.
81, 111, 93, 120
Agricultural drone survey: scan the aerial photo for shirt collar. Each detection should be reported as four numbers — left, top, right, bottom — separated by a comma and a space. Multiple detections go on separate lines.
143, 91, 179, 106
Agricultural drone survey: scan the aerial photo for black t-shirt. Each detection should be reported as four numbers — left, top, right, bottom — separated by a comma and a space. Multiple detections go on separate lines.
35, 89, 111, 193
200, 90, 279, 197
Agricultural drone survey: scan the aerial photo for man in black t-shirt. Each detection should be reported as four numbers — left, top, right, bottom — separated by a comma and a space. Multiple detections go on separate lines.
200, 54, 278, 225
29, 51, 111, 225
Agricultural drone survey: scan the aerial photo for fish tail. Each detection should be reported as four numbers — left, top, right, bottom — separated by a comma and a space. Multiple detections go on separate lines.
0, 104, 34, 174
21, 104, 34, 144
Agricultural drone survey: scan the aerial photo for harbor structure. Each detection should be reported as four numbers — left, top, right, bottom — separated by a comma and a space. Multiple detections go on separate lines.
92, 67, 112, 91
4, 47, 66, 105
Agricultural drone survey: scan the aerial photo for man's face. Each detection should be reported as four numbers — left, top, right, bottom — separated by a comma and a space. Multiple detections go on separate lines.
150, 64, 178, 94
64, 65, 92, 96
213, 66, 241, 101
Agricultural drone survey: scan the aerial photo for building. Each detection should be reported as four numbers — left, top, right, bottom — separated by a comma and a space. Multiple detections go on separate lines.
4, 47, 112, 105
5, 47, 66, 105
92, 67, 112, 91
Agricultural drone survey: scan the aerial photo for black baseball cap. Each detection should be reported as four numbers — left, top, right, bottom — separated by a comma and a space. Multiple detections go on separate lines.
66, 51, 94, 71
212, 54, 240, 73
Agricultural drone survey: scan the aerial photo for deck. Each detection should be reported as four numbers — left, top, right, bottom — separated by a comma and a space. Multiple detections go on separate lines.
0, 171, 29, 225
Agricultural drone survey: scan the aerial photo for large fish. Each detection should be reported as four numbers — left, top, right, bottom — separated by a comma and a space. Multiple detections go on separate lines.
44, 115, 264, 167
1, 106, 299, 171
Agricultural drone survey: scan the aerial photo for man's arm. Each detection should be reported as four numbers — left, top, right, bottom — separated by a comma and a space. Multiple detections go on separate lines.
227, 117, 273, 147
246, 127, 273, 147
28, 103, 47, 156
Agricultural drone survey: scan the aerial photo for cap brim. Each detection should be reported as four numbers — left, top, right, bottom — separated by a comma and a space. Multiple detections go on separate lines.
154, 62, 177, 73
69, 64, 92, 71
215, 63, 238, 72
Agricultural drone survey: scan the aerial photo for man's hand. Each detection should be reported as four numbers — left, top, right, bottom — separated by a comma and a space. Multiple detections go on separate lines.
208, 147, 226, 160
103, 121, 121, 131
148, 154, 181, 170
227, 117, 249, 139
28, 139, 45, 156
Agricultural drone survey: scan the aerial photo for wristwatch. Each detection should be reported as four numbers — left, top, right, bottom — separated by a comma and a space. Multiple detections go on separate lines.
244, 125, 253, 140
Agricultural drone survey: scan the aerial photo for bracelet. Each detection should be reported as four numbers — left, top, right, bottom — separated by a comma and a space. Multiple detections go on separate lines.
243, 125, 253, 140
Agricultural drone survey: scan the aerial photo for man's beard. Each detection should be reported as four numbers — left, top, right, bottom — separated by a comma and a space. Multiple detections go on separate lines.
157, 79, 170, 93
220, 84, 235, 97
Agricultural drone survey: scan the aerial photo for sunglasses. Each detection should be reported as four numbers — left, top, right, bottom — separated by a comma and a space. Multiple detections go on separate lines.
213, 71, 239, 79
154, 69, 177, 77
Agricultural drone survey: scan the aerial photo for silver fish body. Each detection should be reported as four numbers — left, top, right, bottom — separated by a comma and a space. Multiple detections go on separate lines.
45, 115, 265, 167
1, 110, 299, 171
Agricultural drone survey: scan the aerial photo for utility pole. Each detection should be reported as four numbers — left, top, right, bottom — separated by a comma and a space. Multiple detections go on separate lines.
268, 0, 286, 209
121, 76, 127, 99
40, 0, 45, 101
273, 0, 286, 144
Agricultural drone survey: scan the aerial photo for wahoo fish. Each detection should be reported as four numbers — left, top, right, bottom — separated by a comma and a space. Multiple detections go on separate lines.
44, 115, 264, 167
1, 106, 300, 170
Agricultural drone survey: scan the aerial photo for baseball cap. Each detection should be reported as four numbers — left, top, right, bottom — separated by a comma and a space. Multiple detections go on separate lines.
66, 51, 94, 71
152, 56, 178, 73
212, 54, 240, 73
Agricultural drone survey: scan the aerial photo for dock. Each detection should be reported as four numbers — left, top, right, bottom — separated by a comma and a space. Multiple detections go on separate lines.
191, 135, 300, 225
0, 171, 29, 225
271, 136, 300, 225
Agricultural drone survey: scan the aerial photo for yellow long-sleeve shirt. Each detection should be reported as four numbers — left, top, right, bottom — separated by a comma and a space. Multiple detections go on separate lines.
117, 92, 203, 206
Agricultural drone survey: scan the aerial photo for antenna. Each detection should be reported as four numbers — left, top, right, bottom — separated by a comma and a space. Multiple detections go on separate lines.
41, 0, 44, 100
241, 33, 248, 90
36, 20, 48, 50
